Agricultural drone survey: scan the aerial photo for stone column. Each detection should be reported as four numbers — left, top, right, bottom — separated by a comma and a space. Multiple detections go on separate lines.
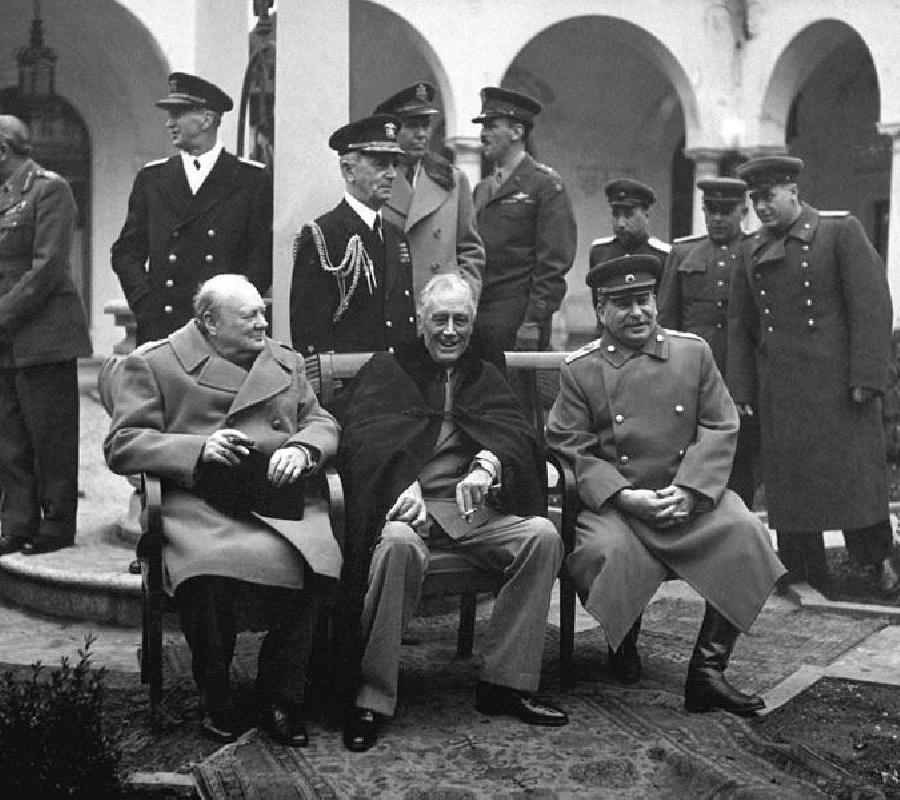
878, 123, 900, 327
683, 148, 723, 236
270, 0, 349, 342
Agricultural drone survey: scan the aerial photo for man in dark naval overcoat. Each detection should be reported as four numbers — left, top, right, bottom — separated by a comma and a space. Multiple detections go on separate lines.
290, 115, 416, 355
472, 88, 576, 352
547, 254, 784, 716
375, 82, 485, 307
0, 115, 92, 556
657, 177, 759, 507
729, 155, 898, 595
111, 72, 273, 345
588, 179, 670, 313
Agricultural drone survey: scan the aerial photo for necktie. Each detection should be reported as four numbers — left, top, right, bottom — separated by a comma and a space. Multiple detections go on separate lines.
193, 158, 201, 170
487, 169, 504, 201
373, 216, 383, 243
406, 163, 416, 186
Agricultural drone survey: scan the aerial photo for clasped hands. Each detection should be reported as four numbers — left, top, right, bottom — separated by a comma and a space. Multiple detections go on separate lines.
614, 484, 697, 530
385, 468, 494, 531
202, 428, 311, 487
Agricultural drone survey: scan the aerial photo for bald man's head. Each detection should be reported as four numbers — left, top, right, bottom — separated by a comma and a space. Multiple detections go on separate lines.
0, 115, 32, 157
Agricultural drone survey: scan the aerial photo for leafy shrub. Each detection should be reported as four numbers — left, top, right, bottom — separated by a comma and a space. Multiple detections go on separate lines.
0, 634, 123, 798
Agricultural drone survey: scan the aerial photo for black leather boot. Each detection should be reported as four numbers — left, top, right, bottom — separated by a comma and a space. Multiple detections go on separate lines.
607, 615, 642, 684
684, 604, 764, 717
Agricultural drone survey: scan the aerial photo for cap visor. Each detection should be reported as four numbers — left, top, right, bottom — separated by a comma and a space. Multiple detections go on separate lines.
357, 143, 405, 154
598, 281, 658, 295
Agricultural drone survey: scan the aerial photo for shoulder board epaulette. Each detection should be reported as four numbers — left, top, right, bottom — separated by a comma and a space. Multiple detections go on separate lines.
33, 167, 60, 180
591, 236, 615, 247
143, 157, 168, 168
819, 210, 850, 217
648, 237, 672, 253
565, 339, 603, 364
742, 230, 758, 239
534, 161, 560, 178
238, 156, 266, 169
673, 233, 706, 244
664, 329, 703, 341
132, 337, 168, 355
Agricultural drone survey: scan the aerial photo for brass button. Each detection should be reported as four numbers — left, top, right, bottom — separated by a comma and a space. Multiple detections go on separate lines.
759, 290, 766, 296
801, 262, 809, 268
675, 404, 684, 413
388, 346, 395, 353
607, 345, 616, 352
678, 449, 685, 457
716, 301, 723, 308
716, 280, 725, 287
806, 299, 813, 307
767, 325, 774, 332
404, 290, 410, 297
803, 280, 810, 288
614, 414, 624, 424
165, 279, 174, 288
207, 229, 216, 237
717, 262, 725, 268
619, 455, 629, 464
385, 320, 392, 327
808, 319, 815, 327
168, 253, 177, 262
715, 322, 723, 330
172, 230, 179, 238
205, 254, 213, 263
764, 308, 770, 315
164, 305, 173, 314
802, 245, 810, 251
408, 316, 414, 323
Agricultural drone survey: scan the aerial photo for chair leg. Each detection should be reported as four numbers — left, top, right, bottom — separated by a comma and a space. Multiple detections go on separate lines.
457, 592, 477, 658
147, 597, 164, 732
559, 575, 576, 692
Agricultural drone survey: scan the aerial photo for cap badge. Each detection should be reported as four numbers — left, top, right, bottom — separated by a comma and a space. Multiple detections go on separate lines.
625, 274, 636, 284
416, 83, 428, 101
385, 122, 397, 139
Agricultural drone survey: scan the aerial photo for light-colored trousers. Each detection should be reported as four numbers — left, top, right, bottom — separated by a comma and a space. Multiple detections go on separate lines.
356, 514, 563, 716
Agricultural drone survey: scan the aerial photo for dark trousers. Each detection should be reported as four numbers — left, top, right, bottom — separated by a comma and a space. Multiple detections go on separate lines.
175, 575, 325, 715
474, 295, 552, 353
0, 361, 80, 543
777, 520, 893, 580
728, 414, 760, 509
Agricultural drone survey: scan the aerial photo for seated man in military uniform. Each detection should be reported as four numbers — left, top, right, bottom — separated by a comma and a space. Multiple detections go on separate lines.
547, 254, 784, 716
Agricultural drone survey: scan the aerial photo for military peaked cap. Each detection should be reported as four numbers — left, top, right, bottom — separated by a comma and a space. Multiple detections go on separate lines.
472, 87, 542, 124
374, 82, 440, 118
735, 156, 804, 190
587, 253, 662, 295
697, 177, 748, 203
156, 72, 233, 113
605, 178, 656, 208
329, 114, 404, 155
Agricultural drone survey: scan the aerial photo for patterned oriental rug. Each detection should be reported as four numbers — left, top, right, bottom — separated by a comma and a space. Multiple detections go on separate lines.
194, 597, 882, 799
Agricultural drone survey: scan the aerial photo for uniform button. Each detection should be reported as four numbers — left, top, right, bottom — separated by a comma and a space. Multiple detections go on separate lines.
801, 261, 809, 268
802, 245, 810, 251
615, 414, 624, 424
715, 322, 723, 330
675, 404, 684, 414
164, 305, 173, 314
806, 299, 813, 307
716, 300, 723, 308
803, 280, 810, 288
619, 455, 629, 464
754, 273, 761, 280
678, 449, 686, 457
607, 345, 616, 352
207, 229, 216, 237
408, 316, 414, 323
387, 346, 395, 353
717, 280, 725, 287
767, 325, 774, 332
731, 253, 736, 260
764, 308, 770, 315
271, 419, 281, 429
808, 319, 815, 327
165, 279, 174, 288
385, 320, 392, 327
172, 230, 179, 238
720, 245, 727, 251
759, 290, 766, 297
168, 253, 177, 262
205, 254, 213, 263
404, 290, 410, 297
656, 333, 664, 342
803, 223, 811, 229
717, 261, 725, 268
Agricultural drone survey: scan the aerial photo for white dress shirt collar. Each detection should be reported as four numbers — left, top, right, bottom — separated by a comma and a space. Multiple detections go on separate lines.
181, 141, 224, 194
343, 191, 380, 231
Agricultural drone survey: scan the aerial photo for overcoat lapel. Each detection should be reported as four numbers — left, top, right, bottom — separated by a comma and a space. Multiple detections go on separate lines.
179, 152, 239, 227
155, 156, 192, 219
229, 345, 293, 417
406, 172, 446, 230
384, 178, 413, 227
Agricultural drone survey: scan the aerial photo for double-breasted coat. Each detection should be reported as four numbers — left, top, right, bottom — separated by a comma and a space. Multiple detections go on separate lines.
289, 200, 416, 355
381, 153, 485, 305
111, 151, 273, 344
0, 159, 91, 365
473, 154, 576, 349
547, 326, 783, 649
103, 321, 341, 594
727, 204, 892, 531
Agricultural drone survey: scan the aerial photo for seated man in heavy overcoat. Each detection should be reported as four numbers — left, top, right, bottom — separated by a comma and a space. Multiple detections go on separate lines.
547, 254, 784, 716
336, 274, 567, 752
104, 274, 340, 745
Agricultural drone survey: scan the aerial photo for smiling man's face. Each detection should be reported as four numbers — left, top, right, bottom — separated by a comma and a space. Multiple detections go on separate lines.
421, 286, 474, 367
598, 290, 657, 349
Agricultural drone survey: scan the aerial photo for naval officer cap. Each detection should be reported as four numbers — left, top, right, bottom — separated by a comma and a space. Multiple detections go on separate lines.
734, 155, 804, 190
587, 253, 662, 296
374, 82, 440, 118
328, 114, 405, 155
156, 72, 233, 113
472, 87, 542, 124
698, 177, 748, 204
605, 178, 656, 208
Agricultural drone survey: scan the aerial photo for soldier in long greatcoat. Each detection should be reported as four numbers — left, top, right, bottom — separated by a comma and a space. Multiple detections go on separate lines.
547, 254, 784, 717
728, 156, 898, 595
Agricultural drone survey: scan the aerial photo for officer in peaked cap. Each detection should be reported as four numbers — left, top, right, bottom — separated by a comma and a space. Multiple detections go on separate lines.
728, 154, 898, 595
588, 178, 671, 314
548, 250, 784, 714
112, 71, 272, 345
472, 86, 576, 354
657, 176, 758, 507
290, 114, 416, 356
374, 83, 485, 307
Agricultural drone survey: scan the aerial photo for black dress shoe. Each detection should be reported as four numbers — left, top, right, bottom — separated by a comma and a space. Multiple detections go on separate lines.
475, 681, 568, 727
258, 703, 309, 747
607, 641, 641, 684
22, 535, 73, 555
0, 536, 26, 556
344, 707, 379, 752
684, 670, 765, 717
200, 713, 237, 744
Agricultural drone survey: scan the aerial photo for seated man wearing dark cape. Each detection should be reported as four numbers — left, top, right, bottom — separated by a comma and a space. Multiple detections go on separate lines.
337, 274, 567, 752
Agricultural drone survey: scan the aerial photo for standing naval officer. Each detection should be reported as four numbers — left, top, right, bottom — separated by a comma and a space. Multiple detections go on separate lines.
657, 177, 759, 507
0, 115, 91, 556
290, 115, 416, 356
728, 155, 899, 595
111, 72, 273, 345
588, 179, 670, 312
472, 88, 576, 352
374, 82, 485, 307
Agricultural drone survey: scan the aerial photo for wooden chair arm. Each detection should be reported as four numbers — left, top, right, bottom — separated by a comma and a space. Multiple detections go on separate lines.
545, 450, 578, 555
320, 466, 345, 551
139, 474, 165, 600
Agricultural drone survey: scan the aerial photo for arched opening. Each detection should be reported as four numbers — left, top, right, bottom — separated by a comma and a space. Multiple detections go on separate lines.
499, 16, 695, 341
761, 21, 888, 253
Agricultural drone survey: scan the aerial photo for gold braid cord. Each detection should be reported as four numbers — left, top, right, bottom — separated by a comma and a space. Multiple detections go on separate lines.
295, 222, 377, 324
